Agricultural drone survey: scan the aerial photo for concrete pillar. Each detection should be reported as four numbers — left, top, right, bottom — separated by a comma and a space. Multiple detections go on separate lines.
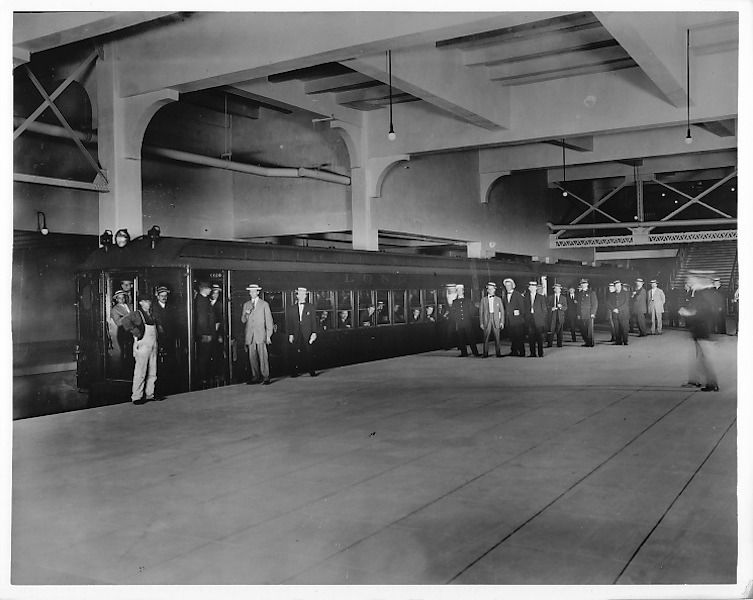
97, 42, 177, 239
350, 167, 379, 251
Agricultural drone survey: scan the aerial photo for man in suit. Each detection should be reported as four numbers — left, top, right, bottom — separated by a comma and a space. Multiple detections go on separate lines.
479, 281, 504, 358
193, 281, 215, 388
450, 284, 479, 357
631, 278, 649, 337
501, 278, 526, 356
546, 282, 568, 348
647, 279, 666, 335
523, 280, 548, 357
121, 294, 158, 404
608, 280, 630, 345
711, 277, 727, 334
152, 285, 175, 398
605, 282, 616, 342
286, 286, 319, 377
679, 271, 720, 391
209, 284, 225, 385
565, 286, 579, 342
241, 283, 274, 385
577, 278, 599, 347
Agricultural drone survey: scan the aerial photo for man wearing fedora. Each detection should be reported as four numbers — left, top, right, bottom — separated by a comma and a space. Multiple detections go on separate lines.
501, 278, 526, 356
546, 282, 568, 348
631, 278, 649, 337
480, 282, 504, 358
523, 280, 548, 357
241, 283, 274, 385
576, 279, 598, 347
647, 279, 666, 335
121, 293, 159, 404
607, 280, 630, 345
286, 287, 319, 377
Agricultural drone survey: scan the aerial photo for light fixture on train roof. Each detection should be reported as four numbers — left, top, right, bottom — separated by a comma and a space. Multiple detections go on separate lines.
387, 50, 396, 141
99, 229, 113, 251
36, 211, 48, 236
684, 29, 693, 145
147, 225, 161, 249
114, 228, 130, 248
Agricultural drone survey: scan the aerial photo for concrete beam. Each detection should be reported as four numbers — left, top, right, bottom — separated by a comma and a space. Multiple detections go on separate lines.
696, 119, 736, 137
594, 12, 687, 107
347, 45, 510, 130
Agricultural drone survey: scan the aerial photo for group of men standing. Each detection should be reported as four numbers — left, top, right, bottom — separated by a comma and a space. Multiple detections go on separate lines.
604, 278, 666, 345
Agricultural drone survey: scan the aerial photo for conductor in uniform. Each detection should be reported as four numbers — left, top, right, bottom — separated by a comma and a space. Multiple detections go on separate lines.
450, 284, 479, 357
502, 278, 526, 356
286, 287, 319, 377
605, 282, 616, 342
546, 282, 568, 347
152, 285, 174, 398
479, 281, 504, 358
241, 283, 274, 385
194, 282, 215, 388
523, 280, 548, 357
608, 280, 630, 345
576, 278, 598, 347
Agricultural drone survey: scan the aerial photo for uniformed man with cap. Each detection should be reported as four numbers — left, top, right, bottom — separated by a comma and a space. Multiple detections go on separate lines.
647, 279, 666, 334
679, 270, 720, 391
479, 281, 504, 357
607, 280, 630, 345
152, 285, 175, 398
121, 293, 159, 404
501, 278, 526, 356
576, 278, 599, 347
523, 280, 548, 357
286, 286, 319, 376
631, 278, 649, 336
450, 283, 479, 357
711, 276, 727, 334
241, 283, 274, 385
546, 282, 568, 348
193, 281, 215, 388
605, 281, 616, 342
565, 285, 579, 342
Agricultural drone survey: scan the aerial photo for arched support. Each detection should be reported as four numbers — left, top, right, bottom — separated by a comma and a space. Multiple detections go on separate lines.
479, 170, 509, 204
366, 155, 410, 199
330, 121, 362, 170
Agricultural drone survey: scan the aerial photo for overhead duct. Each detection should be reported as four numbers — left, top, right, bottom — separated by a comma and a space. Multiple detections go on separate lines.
14, 118, 351, 186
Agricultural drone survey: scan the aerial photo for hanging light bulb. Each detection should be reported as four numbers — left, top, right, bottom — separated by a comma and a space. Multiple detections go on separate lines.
684, 29, 692, 144
561, 139, 568, 196
387, 50, 396, 141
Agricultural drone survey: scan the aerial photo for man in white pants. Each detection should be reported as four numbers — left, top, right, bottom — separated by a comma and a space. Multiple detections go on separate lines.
647, 279, 666, 335
241, 283, 274, 385
121, 294, 158, 404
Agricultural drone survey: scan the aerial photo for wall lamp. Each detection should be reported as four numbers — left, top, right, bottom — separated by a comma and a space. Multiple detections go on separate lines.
114, 228, 130, 248
36, 211, 49, 235
100, 229, 113, 251
147, 225, 161, 249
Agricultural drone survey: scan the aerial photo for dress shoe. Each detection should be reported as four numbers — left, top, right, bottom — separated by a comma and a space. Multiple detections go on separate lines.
538, 353, 543, 358
246, 379, 260, 385
309, 371, 318, 377
681, 382, 701, 388
701, 384, 719, 392
459, 353, 468, 357
482, 354, 489, 358
132, 398, 146, 405
581, 344, 590, 347
495, 353, 502, 358
290, 372, 299, 378
263, 379, 272, 385
529, 353, 536, 358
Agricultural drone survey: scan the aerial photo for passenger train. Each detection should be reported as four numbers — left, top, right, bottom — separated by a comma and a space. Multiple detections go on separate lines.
75, 236, 634, 403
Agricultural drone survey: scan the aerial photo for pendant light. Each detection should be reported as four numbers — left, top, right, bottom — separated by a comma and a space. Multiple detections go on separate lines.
685, 29, 693, 144
561, 139, 568, 197
387, 50, 396, 141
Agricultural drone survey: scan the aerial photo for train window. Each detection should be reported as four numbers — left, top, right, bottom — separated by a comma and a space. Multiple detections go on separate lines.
288, 289, 312, 305
423, 289, 438, 322
357, 290, 376, 327
376, 290, 390, 325
264, 290, 284, 313
314, 291, 334, 331
335, 290, 353, 329
392, 289, 406, 324
408, 289, 421, 323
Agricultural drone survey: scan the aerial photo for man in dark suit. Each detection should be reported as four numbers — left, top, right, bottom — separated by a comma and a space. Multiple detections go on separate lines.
679, 271, 720, 391
480, 281, 504, 357
546, 282, 568, 348
605, 282, 616, 342
564, 285, 578, 342
152, 285, 175, 398
631, 278, 649, 336
501, 278, 526, 356
711, 277, 727, 334
450, 284, 479, 357
286, 286, 319, 377
576, 278, 599, 347
193, 281, 215, 388
608, 280, 630, 345
523, 280, 548, 357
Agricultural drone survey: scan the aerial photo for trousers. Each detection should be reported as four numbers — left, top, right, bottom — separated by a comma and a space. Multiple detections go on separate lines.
482, 322, 502, 356
247, 341, 270, 381
649, 306, 663, 333
132, 324, 157, 401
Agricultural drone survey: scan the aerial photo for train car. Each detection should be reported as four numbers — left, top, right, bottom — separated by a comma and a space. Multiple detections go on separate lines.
75, 236, 634, 405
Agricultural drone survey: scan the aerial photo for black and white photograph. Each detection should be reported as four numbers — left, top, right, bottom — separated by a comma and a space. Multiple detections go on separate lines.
3, 3, 752, 600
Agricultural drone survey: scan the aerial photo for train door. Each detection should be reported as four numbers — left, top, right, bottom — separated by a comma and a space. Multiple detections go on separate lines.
191, 269, 228, 388
75, 271, 105, 390
104, 271, 138, 381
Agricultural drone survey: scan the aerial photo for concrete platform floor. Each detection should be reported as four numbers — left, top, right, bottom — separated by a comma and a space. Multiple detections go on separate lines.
10, 329, 740, 588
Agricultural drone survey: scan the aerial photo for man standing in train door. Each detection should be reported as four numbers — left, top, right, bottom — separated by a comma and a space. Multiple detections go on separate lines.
480, 281, 504, 358
241, 283, 274, 385
576, 278, 598, 347
287, 287, 319, 377
501, 278, 526, 356
193, 281, 215, 389
121, 293, 158, 404
152, 285, 175, 399
647, 279, 666, 335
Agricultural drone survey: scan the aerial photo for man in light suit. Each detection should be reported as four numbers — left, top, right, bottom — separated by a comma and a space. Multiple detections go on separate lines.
480, 282, 504, 358
546, 282, 568, 347
523, 280, 548, 357
241, 283, 274, 385
647, 279, 666, 335
286, 286, 319, 377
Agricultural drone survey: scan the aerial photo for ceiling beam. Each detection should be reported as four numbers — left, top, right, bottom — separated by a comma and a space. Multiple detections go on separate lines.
696, 119, 736, 138
347, 45, 510, 131
542, 136, 594, 152
303, 73, 381, 95
594, 12, 688, 107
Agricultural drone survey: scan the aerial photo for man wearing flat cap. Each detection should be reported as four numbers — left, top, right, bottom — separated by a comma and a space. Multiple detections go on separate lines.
121, 294, 159, 404
523, 280, 548, 357
152, 285, 175, 398
501, 278, 526, 356
679, 271, 720, 391
450, 284, 480, 357
576, 279, 598, 347
480, 282, 504, 358
647, 280, 666, 335
546, 282, 568, 348
630, 278, 648, 337
607, 280, 629, 345
286, 287, 319, 376
242, 284, 274, 385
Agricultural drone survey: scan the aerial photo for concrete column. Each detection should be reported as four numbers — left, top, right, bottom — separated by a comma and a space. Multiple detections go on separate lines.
97, 42, 177, 239
350, 167, 379, 251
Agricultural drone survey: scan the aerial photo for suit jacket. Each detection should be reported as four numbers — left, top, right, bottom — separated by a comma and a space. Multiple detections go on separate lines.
607, 289, 629, 322
241, 298, 273, 345
194, 294, 215, 338
631, 287, 648, 314
522, 291, 548, 328
110, 303, 131, 327
502, 290, 526, 327
449, 297, 474, 329
152, 301, 174, 341
686, 287, 715, 339
480, 294, 504, 330
547, 292, 568, 322
565, 292, 578, 319
647, 288, 666, 313
577, 289, 599, 320
286, 301, 319, 341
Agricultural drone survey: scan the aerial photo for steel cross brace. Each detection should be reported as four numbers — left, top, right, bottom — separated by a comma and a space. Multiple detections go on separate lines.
552, 183, 623, 237
651, 170, 736, 222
